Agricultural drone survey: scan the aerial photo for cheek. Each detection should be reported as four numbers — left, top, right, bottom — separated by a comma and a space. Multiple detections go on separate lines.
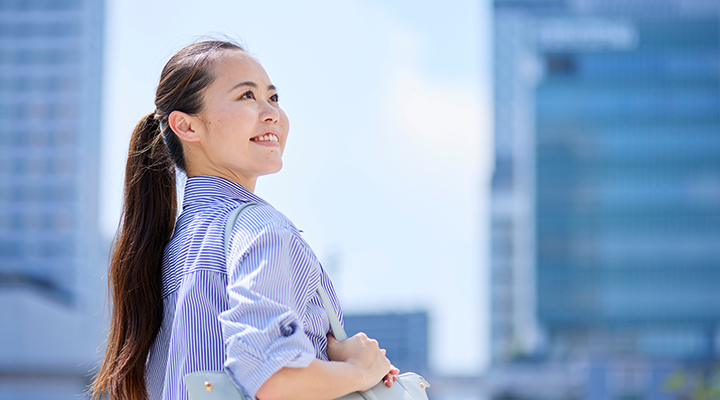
213, 109, 251, 137
281, 118, 290, 150
280, 111, 290, 135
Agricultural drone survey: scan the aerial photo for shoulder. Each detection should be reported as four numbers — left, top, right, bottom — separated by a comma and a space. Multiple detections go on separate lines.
185, 199, 291, 234
231, 202, 295, 233
226, 202, 303, 252
236, 203, 292, 229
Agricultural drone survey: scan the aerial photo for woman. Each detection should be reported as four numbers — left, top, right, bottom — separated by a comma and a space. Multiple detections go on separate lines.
91, 40, 398, 400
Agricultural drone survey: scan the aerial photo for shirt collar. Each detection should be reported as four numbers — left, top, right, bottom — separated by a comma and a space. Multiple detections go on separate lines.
182, 175, 270, 207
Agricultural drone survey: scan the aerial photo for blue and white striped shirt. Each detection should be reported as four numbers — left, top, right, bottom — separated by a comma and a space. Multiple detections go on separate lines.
146, 176, 343, 400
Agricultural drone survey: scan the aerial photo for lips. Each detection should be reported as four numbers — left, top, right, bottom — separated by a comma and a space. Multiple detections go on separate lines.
250, 133, 279, 142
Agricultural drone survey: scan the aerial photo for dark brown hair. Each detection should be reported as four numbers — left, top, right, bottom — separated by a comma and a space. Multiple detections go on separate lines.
90, 40, 244, 400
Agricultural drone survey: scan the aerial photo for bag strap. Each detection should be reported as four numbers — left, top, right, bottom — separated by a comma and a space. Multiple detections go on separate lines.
224, 201, 260, 255
317, 285, 348, 341
224, 202, 349, 342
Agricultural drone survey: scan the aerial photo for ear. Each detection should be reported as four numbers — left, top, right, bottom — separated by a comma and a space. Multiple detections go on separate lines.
168, 110, 203, 142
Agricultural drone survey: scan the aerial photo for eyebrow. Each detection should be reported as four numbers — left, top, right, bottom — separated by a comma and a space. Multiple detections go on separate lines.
228, 81, 277, 94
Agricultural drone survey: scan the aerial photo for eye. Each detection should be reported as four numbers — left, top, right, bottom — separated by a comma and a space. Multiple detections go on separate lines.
239, 90, 255, 100
269, 93, 279, 103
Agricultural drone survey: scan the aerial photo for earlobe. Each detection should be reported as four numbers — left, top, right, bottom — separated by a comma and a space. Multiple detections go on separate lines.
168, 110, 202, 142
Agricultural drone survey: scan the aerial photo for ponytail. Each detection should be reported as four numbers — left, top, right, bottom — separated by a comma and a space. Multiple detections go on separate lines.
90, 113, 177, 400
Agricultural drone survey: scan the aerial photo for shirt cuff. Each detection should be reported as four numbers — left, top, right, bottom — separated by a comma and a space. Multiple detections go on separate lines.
222, 312, 316, 399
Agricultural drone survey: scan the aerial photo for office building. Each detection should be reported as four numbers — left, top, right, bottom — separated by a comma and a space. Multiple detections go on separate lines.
344, 312, 429, 375
490, 0, 720, 398
0, 0, 104, 398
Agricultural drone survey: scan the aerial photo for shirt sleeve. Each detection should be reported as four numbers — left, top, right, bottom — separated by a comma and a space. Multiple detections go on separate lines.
219, 217, 316, 400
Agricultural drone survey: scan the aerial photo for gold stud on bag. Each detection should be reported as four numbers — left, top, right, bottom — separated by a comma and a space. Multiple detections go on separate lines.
183, 203, 431, 400
185, 372, 246, 400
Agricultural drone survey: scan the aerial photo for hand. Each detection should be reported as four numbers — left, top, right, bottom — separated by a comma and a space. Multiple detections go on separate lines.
327, 332, 392, 391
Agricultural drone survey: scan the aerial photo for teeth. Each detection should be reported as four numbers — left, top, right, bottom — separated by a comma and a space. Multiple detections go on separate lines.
253, 134, 278, 142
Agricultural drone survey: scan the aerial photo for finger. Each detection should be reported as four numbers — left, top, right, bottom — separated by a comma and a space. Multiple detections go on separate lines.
383, 376, 393, 387
327, 333, 337, 344
381, 349, 386, 355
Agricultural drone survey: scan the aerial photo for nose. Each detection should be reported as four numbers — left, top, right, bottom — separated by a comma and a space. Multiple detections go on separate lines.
260, 101, 280, 123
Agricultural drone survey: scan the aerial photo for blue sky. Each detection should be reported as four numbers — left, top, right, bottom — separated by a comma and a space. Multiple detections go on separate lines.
100, 0, 494, 375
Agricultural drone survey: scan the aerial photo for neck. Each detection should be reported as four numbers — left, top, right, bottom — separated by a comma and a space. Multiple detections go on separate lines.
182, 146, 258, 192
185, 168, 256, 193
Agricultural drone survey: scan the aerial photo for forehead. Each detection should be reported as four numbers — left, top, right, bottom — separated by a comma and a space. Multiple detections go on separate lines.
208, 50, 271, 86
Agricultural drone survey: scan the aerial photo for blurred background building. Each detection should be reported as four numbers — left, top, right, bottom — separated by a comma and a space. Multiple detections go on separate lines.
344, 312, 429, 375
0, 0, 105, 399
490, 0, 720, 399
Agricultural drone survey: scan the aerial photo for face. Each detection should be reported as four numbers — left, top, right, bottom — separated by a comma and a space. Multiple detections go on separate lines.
193, 50, 289, 188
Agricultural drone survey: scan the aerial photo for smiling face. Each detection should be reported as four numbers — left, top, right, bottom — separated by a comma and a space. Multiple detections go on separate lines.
180, 50, 289, 191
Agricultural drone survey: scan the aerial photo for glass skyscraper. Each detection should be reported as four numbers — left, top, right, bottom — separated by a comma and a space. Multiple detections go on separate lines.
0, 0, 104, 398
491, 0, 720, 398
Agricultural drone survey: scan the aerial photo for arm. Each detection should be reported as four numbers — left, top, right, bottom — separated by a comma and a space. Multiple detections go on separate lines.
256, 359, 366, 400
257, 333, 396, 400
222, 213, 396, 400
221, 218, 319, 398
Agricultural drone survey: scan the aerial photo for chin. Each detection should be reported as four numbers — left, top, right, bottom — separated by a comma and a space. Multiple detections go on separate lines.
264, 160, 283, 175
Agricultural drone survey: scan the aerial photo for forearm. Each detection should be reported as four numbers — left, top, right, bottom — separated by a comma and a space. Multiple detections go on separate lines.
256, 359, 365, 400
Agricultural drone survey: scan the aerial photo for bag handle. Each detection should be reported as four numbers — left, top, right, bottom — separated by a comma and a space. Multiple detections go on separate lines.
224, 201, 260, 255
317, 285, 348, 341
224, 202, 349, 342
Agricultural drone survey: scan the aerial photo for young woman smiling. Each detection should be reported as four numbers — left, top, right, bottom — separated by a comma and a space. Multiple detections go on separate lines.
90, 41, 398, 400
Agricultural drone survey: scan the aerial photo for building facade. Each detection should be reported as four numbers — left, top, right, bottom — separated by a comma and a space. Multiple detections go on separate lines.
0, 0, 105, 398
344, 312, 429, 376
491, 0, 720, 398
